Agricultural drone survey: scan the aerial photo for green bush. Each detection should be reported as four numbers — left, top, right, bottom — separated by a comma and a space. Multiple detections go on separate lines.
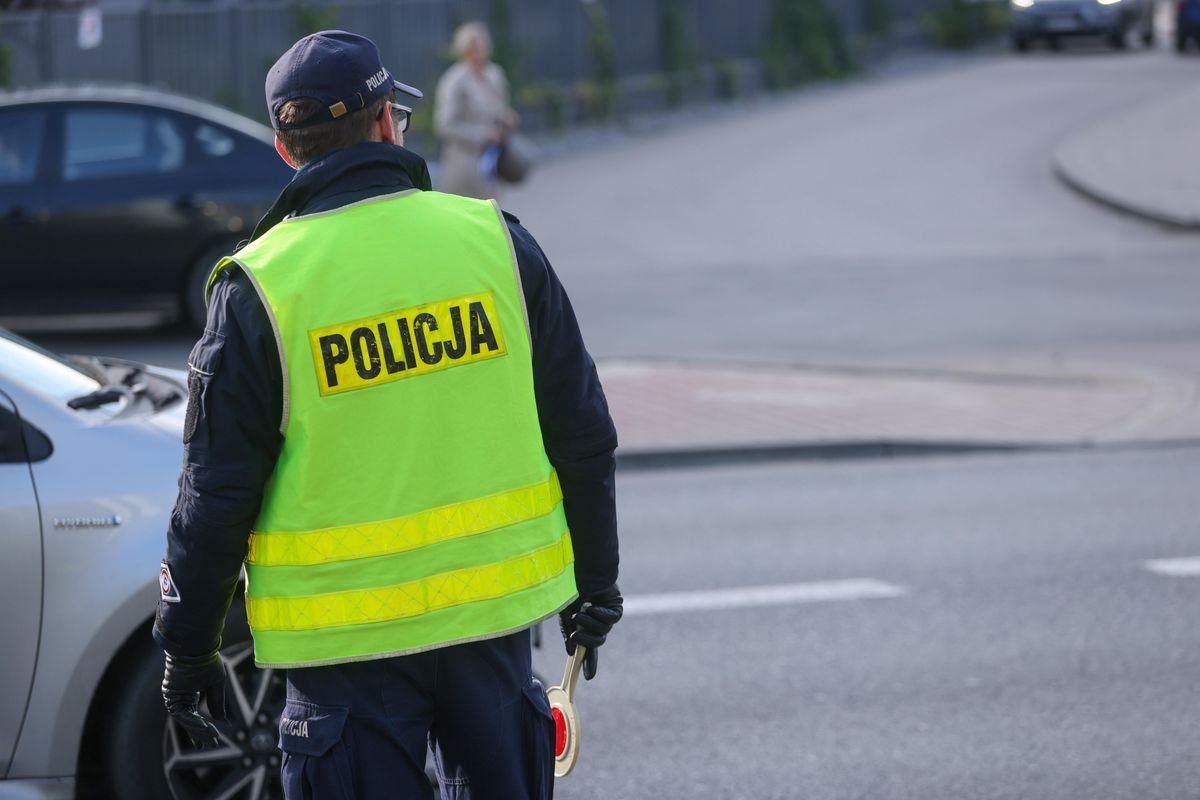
984, 2, 1012, 33
862, 0, 894, 37
516, 82, 567, 130
407, 99, 436, 140
290, 0, 337, 39
404, 108, 437, 159
715, 59, 740, 100
572, 80, 612, 121
660, 0, 696, 107
762, 0, 853, 89
489, 0, 526, 91
641, 73, 669, 99
0, 25, 12, 90
582, 2, 618, 119
924, 0, 1007, 48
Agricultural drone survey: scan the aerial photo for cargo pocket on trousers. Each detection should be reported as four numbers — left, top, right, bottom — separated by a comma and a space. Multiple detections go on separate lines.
522, 678, 556, 800
278, 701, 355, 800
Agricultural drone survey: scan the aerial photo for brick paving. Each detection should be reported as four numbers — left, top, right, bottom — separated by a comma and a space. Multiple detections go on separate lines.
599, 359, 1200, 455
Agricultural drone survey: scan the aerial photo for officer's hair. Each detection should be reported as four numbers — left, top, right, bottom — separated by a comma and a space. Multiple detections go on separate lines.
274, 96, 387, 166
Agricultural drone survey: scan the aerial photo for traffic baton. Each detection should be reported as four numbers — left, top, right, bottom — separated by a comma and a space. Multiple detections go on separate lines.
546, 645, 586, 778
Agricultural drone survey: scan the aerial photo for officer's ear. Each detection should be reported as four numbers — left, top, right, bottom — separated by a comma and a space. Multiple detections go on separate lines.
274, 136, 298, 170
373, 100, 403, 148
377, 112, 394, 145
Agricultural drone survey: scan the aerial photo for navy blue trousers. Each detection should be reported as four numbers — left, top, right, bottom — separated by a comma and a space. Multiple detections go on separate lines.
278, 630, 555, 800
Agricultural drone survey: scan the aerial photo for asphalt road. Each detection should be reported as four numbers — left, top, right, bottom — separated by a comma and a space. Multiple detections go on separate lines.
22, 46, 1200, 800
504, 49, 1200, 367
32, 48, 1200, 372
533, 445, 1200, 800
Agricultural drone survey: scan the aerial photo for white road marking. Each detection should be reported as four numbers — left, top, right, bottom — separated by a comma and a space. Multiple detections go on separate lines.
623, 579, 907, 617
1143, 557, 1200, 577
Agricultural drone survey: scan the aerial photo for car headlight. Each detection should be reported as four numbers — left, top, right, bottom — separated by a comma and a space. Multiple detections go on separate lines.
1096, 0, 1121, 5
1012, 0, 1035, 8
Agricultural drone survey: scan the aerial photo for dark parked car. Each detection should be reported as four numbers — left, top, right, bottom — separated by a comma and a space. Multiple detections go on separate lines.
0, 86, 293, 328
1177, 0, 1200, 48
1009, 0, 1155, 50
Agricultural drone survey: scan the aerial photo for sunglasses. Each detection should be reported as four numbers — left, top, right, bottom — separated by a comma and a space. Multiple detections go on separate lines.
377, 101, 412, 133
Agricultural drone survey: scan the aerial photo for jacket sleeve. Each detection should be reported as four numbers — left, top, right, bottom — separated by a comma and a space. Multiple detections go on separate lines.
153, 270, 284, 658
508, 218, 620, 596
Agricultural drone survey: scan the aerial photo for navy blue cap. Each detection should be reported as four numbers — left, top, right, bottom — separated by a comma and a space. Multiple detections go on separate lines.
266, 30, 423, 131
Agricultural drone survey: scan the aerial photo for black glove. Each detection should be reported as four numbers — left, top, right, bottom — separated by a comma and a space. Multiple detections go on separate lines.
559, 583, 623, 681
162, 650, 228, 749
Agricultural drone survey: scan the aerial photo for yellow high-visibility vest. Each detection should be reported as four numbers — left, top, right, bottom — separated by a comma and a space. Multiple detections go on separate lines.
210, 190, 576, 668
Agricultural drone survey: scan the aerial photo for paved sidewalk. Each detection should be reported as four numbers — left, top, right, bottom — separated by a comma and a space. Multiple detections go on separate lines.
600, 358, 1200, 458
1054, 84, 1200, 227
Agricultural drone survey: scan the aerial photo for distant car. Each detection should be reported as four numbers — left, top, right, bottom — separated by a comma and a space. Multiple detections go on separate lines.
1177, 0, 1200, 48
0, 328, 291, 800
0, 86, 293, 329
1009, 0, 1155, 50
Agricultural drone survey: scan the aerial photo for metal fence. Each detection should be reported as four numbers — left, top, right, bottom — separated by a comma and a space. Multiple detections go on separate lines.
0, 0, 940, 124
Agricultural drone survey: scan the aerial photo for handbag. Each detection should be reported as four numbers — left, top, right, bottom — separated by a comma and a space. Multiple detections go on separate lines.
496, 134, 536, 184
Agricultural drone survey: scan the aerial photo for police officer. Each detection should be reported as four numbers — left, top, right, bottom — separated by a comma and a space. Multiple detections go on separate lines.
153, 30, 622, 799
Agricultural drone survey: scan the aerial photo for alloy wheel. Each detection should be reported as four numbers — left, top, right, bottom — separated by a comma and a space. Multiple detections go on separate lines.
162, 642, 286, 800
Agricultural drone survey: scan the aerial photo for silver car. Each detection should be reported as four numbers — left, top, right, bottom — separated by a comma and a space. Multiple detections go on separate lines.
0, 330, 286, 800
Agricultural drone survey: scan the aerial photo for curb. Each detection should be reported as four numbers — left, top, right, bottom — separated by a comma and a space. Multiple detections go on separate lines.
615, 437, 1200, 472
602, 356, 1200, 469
1051, 85, 1200, 230
1052, 153, 1200, 231
616, 440, 1028, 471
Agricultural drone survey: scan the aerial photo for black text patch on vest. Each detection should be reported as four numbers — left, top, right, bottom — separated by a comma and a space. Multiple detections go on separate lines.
308, 292, 507, 396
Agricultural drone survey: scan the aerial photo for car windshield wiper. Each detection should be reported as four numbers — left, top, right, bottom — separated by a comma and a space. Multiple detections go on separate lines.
118, 364, 185, 410
64, 355, 112, 385
67, 387, 128, 410
119, 364, 149, 391
66, 368, 146, 411
64, 358, 182, 412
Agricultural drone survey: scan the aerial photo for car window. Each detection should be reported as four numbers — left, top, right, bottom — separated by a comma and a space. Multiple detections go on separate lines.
63, 107, 185, 181
0, 329, 99, 405
0, 406, 52, 464
0, 406, 29, 463
0, 109, 47, 186
194, 123, 236, 158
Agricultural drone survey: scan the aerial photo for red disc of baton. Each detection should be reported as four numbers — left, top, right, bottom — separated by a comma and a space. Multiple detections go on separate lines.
552, 707, 568, 758
546, 646, 586, 777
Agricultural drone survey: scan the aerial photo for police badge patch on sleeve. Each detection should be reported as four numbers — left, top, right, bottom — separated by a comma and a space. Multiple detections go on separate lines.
160, 562, 181, 603
183, 329, 225, 444
183, 372, 201, 443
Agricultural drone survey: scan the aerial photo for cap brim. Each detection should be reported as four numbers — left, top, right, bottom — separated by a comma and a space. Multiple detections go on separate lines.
393, 79, 423, 100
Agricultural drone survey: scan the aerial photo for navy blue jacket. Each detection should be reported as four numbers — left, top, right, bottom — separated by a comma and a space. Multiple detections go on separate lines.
155, 142, 619, 658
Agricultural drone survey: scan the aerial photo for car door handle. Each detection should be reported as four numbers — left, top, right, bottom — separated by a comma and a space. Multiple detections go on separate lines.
4, 206, 29, 222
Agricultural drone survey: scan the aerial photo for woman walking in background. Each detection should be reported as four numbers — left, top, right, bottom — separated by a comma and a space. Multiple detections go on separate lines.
435, 22, 517, 200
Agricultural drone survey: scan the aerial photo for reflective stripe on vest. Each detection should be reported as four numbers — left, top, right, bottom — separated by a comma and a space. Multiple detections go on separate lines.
248, 531, 573, 631
247, 471, 562, 567
212, 190, 577, 668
